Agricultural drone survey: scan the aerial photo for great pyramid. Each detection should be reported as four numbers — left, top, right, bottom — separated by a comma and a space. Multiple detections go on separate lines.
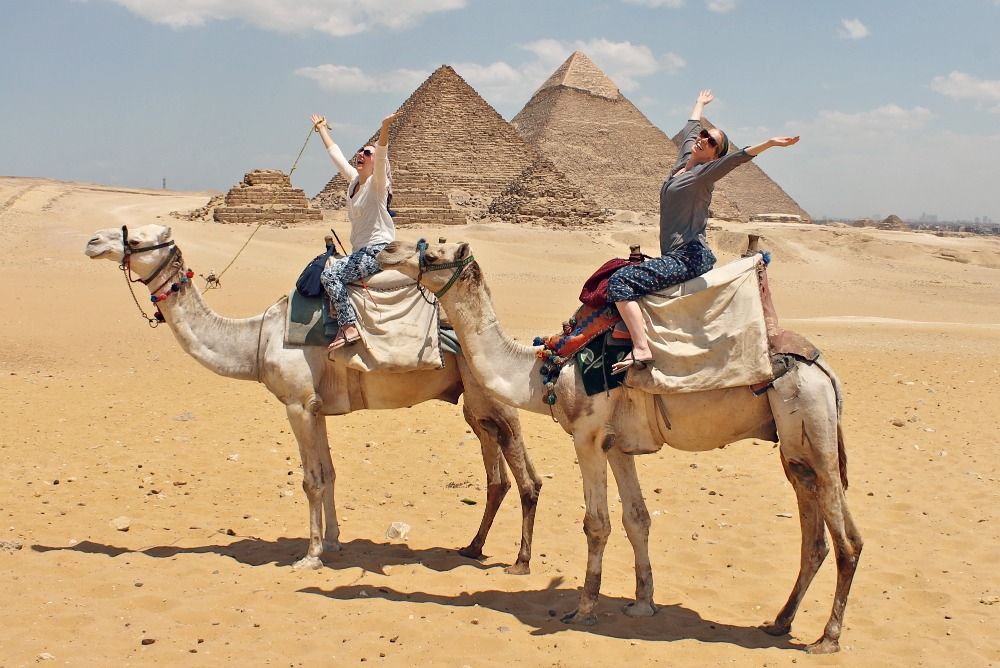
511, 51, 741, 219
314, 65, 606, 228
671, 120, 811, 223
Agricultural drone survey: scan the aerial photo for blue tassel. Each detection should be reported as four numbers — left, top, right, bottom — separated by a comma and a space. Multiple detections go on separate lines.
761, 251, 771, 266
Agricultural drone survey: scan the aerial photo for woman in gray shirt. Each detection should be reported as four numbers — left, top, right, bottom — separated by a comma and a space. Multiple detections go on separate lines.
609, 89, 800, 374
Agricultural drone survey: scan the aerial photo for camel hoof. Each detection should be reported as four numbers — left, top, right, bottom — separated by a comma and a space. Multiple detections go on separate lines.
458, 545, 484, 560
503, 562, 530, 576
760, 620, 791, 637
805, 638, 840, 654
560, 610, 598, 626
623, 601, 657, 618
291, 555, 324, 570
325, 540, 342, 553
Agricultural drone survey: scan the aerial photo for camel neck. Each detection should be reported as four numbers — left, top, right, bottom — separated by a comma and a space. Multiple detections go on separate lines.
438, 275, 551, 414
155, 279, 265, 382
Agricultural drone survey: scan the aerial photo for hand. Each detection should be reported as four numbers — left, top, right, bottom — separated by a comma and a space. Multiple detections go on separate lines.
310, 114, 329, 131
771, 136, 800, 147
697, 89, 715, 105
382, 111, 402, 127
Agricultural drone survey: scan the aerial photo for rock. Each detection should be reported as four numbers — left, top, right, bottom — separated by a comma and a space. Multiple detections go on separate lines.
109, 516, 131, 532
891, 417, 906, 427
385, 521, 410, 541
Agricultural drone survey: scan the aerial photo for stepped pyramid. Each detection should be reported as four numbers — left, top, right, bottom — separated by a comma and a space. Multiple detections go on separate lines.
671, 119, 811, 223
314, 65, 606, 228
511, 51, 739, 219
214, 169, 322, 225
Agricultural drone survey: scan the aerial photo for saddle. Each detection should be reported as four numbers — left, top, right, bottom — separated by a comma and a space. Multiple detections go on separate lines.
285, 268, 446, 373
537, 251, 820, 399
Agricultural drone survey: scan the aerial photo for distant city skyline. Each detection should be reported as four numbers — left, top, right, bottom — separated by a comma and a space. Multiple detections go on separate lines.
2, 1, 998, 223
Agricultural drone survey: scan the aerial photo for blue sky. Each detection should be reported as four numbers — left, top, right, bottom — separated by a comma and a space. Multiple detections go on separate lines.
2, 0, 998, 222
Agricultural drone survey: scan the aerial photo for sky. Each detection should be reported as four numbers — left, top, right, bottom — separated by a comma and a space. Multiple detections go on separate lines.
2, 0, 998, 223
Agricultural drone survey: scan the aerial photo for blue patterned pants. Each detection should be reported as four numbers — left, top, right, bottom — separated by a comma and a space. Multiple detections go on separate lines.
320, 243, 387, 326
607, 241, 716, 302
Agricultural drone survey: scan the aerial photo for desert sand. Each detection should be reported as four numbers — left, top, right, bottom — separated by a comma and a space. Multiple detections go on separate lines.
1, 175, 999, 666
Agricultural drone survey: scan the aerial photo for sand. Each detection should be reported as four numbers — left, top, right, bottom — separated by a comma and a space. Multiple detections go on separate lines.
1, 175, 998, 666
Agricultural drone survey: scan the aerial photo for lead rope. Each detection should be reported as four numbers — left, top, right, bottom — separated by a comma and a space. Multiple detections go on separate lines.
208, 124, 321, 290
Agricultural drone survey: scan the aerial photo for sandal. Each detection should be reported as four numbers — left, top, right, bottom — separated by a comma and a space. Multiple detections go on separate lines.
327, 327, 361, 351
611, 352, 654, 376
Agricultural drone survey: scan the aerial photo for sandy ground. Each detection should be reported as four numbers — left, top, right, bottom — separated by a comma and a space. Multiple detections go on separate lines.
1, 175, 999, 667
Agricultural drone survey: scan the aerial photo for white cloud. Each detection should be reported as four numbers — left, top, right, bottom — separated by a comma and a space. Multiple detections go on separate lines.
815, 104, 935, 132
838, 18, 869, 40
103, 0, 466, 35
620, 0, 685, 7
294, 64, 429, 92
930, 71, 1000, 112
706, 0, 738, 12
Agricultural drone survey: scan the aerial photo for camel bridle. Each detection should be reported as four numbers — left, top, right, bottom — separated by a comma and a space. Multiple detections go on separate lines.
416, 238, 474, 299
118, 225, 180, 327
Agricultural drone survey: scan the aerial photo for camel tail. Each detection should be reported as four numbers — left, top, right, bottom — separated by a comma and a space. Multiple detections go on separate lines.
814, 355, 849, 491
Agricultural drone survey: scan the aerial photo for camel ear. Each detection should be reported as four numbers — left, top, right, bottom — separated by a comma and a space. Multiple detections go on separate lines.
457, 243, 471, 260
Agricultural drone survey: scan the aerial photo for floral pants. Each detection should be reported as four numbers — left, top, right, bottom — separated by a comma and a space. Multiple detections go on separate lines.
606, 240, 716, 302
320, 243, 387, 326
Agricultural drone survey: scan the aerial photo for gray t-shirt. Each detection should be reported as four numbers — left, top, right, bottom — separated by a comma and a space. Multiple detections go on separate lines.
659, 120, 753, 254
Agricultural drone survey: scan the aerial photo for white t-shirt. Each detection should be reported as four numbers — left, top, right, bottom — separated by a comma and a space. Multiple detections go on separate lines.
327, 142, 395, 251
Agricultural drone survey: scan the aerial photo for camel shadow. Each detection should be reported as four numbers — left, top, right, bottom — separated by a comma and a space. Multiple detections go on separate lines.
31, 537, 506, 574
300, 580, 803, 651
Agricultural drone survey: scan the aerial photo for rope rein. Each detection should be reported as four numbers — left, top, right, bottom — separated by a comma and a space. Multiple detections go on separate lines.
208, 124, 320, 289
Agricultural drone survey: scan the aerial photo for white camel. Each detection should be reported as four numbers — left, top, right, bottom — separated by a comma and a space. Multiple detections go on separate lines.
85, 224, 542, 573
378, 239, 863, 654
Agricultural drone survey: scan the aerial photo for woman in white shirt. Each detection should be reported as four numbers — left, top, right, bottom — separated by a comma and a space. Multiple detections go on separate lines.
309, 111, 400, 351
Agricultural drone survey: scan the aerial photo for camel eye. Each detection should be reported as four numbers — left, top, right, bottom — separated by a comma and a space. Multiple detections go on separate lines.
128, 239, 140, 247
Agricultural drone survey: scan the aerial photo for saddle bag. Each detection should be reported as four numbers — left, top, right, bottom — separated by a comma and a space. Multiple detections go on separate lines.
295, 246, 335, 299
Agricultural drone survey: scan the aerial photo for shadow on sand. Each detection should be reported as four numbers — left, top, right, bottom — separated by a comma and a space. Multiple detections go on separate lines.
32, 537, 801, 650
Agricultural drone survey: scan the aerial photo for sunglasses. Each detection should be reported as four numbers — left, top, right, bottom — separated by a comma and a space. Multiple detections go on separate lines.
356, 148, 374, 157
698, 129, 719, 149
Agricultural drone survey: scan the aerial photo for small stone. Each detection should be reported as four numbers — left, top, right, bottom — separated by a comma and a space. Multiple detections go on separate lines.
890, 418, 906, 427
141, 638, 156, 645
38, 653, 55, 661
691, 532, 699, 540
109, 516, 131, 532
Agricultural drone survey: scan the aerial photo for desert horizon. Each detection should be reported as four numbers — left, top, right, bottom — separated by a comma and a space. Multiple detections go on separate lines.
2, 174, 999, 666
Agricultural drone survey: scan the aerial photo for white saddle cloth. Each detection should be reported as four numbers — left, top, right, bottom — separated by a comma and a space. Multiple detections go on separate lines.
629, 254, 773, 394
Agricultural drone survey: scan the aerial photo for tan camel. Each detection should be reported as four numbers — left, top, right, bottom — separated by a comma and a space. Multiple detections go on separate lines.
378, 239, 863, 654
85, 224, 542, 574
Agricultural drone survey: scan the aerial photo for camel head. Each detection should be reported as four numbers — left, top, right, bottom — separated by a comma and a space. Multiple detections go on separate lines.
85, 224, 177, 282
378, 239, 479, 297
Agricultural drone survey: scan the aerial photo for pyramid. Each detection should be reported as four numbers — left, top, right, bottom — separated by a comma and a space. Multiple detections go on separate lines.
671, 120, 811, 223
214, 169, 322, 225
511, 51, 740, 219
314, 65, 606, 228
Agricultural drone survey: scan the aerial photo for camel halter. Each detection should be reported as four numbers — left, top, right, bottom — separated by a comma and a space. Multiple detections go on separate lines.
416, 238, 474, 298
119, 225, 182, 327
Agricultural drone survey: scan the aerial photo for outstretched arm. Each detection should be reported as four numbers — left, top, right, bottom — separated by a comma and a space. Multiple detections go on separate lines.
378, 111, 402, 146
689, 89, 714, 121
746, 135, 800, 157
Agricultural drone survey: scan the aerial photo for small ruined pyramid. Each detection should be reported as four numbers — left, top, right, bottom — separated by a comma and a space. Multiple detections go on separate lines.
214, 169, 322, 225
511, 51, 739, 218
671, 120, 811, 222
314, 65, 606, 227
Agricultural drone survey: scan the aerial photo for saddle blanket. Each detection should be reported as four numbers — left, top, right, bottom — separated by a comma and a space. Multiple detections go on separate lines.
628, 253, 773, 394
285, 269, 444, 374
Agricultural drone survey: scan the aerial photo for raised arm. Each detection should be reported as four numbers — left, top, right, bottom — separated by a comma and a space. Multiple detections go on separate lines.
378, 111, 401, 146
745, 135, 800, 157
689, 89, 715, 121
310, 113, 355, 180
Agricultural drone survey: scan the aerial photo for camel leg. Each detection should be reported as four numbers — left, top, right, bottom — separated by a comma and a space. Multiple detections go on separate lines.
761, 452, 829, 638
285, 403, 339, 570
562, 434, 611, 626
458, 360, 542, 575
607, 447, 657, 617
457, 400, 510, 561
806, 473, 863, 654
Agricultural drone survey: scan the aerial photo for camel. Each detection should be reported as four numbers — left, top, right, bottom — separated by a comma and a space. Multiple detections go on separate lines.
377, 239, 863, 654
84, 224, 542, 574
